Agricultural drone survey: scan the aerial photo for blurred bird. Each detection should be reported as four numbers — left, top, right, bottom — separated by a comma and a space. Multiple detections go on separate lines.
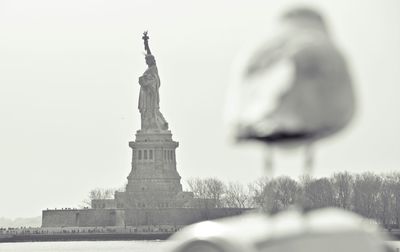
167, 8, 392, 252
226, 7, 355, 174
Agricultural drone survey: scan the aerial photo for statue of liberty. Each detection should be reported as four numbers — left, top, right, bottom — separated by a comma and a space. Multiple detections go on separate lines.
138, 31, 169, 131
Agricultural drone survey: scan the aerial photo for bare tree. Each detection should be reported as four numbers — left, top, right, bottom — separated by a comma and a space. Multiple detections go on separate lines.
331, 172, 354, 209
223, 182, 251, 208
82, 188, 116, 207
204, 178, 226, 208
186, 177, 225, 208
393, 173, 400, 228
392, 173, 400, 228
275, 176, 302, 209
261, 179, 281, 213
202, 173, 400, 228
352, 173, 382, 219
379, 173, 400, 228
304, 178, 334, 209
248, 177, 269, 209
256, 176, 302, 213
186, 178, 207, 198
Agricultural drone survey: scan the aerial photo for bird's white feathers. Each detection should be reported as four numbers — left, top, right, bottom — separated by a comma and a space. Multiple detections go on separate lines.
225, 22, 354, 145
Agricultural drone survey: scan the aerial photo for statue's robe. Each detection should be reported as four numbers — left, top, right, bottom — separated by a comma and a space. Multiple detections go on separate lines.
138, 65, 168, 130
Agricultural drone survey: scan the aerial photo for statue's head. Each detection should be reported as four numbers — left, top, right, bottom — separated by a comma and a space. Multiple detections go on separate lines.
145, 54, 156, 67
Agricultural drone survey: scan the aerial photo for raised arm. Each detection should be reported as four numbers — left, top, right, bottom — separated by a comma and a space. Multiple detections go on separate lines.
142, 31, 152, 55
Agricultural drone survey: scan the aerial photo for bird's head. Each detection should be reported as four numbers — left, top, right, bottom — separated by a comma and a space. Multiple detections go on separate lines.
281, 7, 328, 33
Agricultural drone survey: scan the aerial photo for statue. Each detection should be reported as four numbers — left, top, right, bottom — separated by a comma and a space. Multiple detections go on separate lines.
138, 31, 169, 131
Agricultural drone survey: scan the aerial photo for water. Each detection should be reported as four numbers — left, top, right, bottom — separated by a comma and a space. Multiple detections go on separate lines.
0, 240, 398, 251
388, 241, 400, 251
0, 240, 174, 252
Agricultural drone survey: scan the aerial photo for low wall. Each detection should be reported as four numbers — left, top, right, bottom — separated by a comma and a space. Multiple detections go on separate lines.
42, 209, 125, 228
42, 208, 248, 228
125, 208, 247, 226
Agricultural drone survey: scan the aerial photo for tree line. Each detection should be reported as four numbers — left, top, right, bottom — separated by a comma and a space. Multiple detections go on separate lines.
186, 172, 400, 229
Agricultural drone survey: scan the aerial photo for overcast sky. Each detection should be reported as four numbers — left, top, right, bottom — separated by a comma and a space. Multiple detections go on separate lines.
0, 0, 399, 218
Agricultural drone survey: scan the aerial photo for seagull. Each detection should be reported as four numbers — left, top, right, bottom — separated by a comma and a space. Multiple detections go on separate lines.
226, 7, 355, 174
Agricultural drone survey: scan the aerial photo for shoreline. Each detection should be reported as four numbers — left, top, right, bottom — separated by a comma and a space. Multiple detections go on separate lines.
0, 226, 176, 243
0, 232, 173, 243
1, 228, 399, 243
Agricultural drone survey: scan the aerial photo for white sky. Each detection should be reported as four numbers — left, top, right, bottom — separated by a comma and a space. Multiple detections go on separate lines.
0, 0, 399, 218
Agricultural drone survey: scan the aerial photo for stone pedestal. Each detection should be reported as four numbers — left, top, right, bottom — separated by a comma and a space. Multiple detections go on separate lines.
116, 129, 187, 208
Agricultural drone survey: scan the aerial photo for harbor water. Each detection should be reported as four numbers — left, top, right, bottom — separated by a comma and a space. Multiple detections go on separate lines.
0, 241, 398, 252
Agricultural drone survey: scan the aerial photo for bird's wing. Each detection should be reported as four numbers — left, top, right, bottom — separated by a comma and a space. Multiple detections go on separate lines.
240, 58, 295, 125
226, 50, 295, 140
